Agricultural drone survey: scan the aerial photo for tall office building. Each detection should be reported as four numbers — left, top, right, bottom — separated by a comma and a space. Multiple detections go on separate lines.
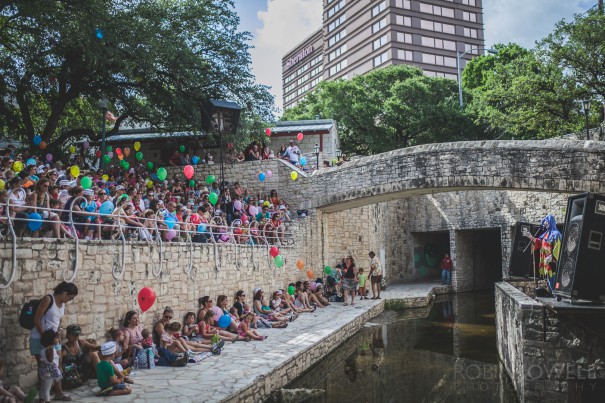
282, 0, 484, 110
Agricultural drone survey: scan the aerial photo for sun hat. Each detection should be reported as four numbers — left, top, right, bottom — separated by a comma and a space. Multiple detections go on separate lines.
101, 341, 116, 356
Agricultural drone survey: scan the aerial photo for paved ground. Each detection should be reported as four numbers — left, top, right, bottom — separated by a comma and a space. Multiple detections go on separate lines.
66, 281, 445, 402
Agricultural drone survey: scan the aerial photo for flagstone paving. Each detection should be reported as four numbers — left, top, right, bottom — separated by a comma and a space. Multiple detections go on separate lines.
67, 281, 446, 403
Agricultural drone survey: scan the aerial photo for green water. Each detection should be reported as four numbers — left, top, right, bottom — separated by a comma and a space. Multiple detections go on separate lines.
284, 292, 518, 403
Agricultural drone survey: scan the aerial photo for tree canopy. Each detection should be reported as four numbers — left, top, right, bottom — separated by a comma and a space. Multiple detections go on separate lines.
282, 65, 485, 155
0, 0, 274, 149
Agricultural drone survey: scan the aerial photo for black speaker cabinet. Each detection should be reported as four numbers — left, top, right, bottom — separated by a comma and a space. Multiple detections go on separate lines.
554, 193, 605, 301
509, 222, 543, 276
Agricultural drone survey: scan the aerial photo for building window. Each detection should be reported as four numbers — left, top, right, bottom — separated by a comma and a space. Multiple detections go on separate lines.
421, 53, 457, 67
424, 70, 458, 80
463, 27, 478, 38
297, 74, 309, 85
464, 44, 479, 54
395, 15, 412, 27
328, 44, 348, 61
461, 0, 476, 6
284, 73, 296, 84
310, 54, 323, 67
419, 3, 454, 18
371, 1, 386, 17
328, 29, 347, 47
395, 0, 411, 9
373, 34, 388, 50
311, 76, 323, 87
297, 84, 310, 96
328, 14, 347, 32
327, 0, 345, 18
421, 36, 456, 51
297, 64, 309, 75
462, 11, 477, 22
372, 18, 387, 34
374, 51, 389, 66
311, 65, 323, 77
397, 49, 413, 61
329, 59, 348, 76
421, 19, 455, 34
284, 83, 295, 93
396, 32, 413, 44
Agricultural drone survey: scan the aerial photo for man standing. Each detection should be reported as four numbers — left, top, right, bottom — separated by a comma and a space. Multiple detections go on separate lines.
368, 251, 382, 299
286, 140, 301, 166
440, 253, 453, 285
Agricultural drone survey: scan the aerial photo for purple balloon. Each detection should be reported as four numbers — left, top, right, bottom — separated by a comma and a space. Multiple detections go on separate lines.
46, 153, 53, 162
266, 170, 273, 178
234, 200, 242, 211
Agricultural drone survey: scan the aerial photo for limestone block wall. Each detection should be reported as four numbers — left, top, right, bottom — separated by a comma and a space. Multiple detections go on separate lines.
0, 239, 315, 388
495, 282, 605, 403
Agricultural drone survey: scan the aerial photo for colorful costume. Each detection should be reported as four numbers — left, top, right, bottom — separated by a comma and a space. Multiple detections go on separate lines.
532, 214, 562, 278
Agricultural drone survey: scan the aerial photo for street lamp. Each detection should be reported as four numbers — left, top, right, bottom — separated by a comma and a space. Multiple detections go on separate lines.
313, 143, 320, 171
201, 100, 241, 188
335, 149, 342, 166
457, 48, 498, 108
98, 98, 109, 169
582, 100, 591, 140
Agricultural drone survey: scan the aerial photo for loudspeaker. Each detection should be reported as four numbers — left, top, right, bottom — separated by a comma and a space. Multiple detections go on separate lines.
554, 193, 605, 301
509, 222, 543, 276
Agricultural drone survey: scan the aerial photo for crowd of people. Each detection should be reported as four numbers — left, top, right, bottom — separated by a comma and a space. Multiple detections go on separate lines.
0, 145, 295, 244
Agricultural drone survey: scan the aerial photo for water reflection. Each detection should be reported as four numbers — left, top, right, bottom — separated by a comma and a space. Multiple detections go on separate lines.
285, 292, 518, 403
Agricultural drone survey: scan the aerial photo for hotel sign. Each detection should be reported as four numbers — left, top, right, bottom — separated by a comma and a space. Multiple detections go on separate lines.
285, 45, 314, 70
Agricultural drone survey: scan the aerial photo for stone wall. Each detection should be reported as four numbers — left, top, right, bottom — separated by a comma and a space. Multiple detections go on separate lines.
0, 239, 314, 388
495, 282, 605, 403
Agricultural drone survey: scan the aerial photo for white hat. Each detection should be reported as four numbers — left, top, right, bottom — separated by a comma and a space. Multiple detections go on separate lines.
59, 180, 70, 186
253, 287, 261, 295
116, 185, 125, 191
37, 166, 45, 174
279, 205, 285, 210
214, 209, 222, 216
68, 180, 77, 188
83, 189, 94, 196
101, 341, 116, 356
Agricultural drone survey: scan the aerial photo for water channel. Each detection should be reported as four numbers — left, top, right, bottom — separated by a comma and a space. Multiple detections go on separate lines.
282, 292, 519, 403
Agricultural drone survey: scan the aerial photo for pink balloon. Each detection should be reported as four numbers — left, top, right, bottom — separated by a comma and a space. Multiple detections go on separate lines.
183, 165, 194, 179
211, 306, 223, 319
46, 153, 53, 162
310, 281, 317, 291
165, 229, 177, 240
233, 200, 242, 210
266, 170, 272, 178
108, 151, 114, 158
297, 132, 304, 141
241, 214, 247, 222
83, 141, 90, 149
249, 206, 257, 216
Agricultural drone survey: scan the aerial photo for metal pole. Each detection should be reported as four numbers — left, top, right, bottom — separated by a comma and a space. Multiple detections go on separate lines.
316, 152, 319, 171
457, 51, 463, 108
100, 106, 107, 170
219, 127, 224, 187
585, 110, 590, 140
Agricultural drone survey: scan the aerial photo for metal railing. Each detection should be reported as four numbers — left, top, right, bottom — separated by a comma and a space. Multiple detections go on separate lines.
0, 194, 292, 287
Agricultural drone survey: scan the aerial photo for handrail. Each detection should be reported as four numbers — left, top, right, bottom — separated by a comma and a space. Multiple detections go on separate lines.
114, 205, 127, 280
64, 195, 83, 283
153, 209, 165, 277
0, 191, 18, 288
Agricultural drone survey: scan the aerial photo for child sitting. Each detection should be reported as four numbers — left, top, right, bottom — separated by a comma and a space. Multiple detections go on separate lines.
1, 360, 35, 402
136, 330, 158, 369
237, 313, 266, 341
199, 311, 239, 342
161, 322, 210, 356
96, 342, 132, 396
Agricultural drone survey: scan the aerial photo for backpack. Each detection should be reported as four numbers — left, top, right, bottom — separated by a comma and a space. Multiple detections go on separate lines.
136, 347, 156, 369
19, 294, 53, 330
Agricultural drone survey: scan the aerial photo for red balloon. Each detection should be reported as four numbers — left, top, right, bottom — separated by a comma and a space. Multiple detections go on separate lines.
297, 132, 304, 141
116, 147, 122, 155
265, 128, 271, 137
269, 246, 279, 258
137, 287, 156, 313
95, 150, 102, 158
183, 165, 194, 179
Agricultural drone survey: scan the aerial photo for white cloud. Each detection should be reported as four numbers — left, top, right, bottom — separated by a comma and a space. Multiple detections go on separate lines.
249, 0, 322, 113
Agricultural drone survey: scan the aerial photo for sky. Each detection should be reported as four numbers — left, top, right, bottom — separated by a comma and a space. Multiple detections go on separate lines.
234, 0, 595, 114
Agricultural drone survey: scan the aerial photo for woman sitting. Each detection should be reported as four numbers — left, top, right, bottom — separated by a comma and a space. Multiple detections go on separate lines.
61, 325, 101, 390
252, 289, 289, 327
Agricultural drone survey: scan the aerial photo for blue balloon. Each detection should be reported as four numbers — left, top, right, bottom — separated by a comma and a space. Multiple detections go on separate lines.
165, 216, 176, 229
218, 315, 231, 328
28, 212, 43, 232
259, 172, 266, 182
26, 158, 36, 166
191, 156, 200, 165
151, 173, 158, 181
99, 200, 114, 215
197, 224, 207, 233
95, 27, 104, 39
33, 135, 42, 145
300, 157, 307, 166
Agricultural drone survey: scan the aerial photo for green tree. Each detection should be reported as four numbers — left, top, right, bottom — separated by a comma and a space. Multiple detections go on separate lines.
0, 0, 274, 149
282, 65, 482, 155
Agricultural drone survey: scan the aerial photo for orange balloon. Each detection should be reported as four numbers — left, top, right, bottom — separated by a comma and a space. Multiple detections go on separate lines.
39, 141, 47, 150
306, 269, 314, 280
296, 259, 305, 270
123, 147, 131, 157
118, 153, 124, 160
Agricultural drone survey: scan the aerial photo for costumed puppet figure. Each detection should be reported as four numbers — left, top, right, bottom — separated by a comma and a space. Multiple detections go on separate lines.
526, 214, 562, 289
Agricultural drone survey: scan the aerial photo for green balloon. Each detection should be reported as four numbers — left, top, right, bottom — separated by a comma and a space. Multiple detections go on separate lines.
157, 167, 167, 181
209, 192, 218, 205
81, 176, 92, 189
136, 151, 143, 161
324, 266, 332, 275
106, 146, 112, 152
274, 255, 284, 268
287, 285, 295, 295
103, 155, 111, 164
179, 145, 185, 153
206, 175, 216, 184
122, 161, 130, 170
147, 161, 154, 170
189, 179, 195, 187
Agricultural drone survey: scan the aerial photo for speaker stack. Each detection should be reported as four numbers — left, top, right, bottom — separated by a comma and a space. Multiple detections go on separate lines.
554, 193, 605, 302
509, 222, 543, 277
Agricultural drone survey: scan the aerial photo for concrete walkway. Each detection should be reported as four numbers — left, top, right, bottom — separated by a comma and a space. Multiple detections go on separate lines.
67, 281, 447, 403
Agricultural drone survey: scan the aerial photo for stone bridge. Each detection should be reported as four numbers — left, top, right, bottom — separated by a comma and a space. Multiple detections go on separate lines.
300, 140, 605, 212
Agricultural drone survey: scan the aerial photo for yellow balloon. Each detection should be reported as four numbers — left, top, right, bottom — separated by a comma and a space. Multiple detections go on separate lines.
263, 201, 270, 207
102, 174, 109, 181
13, 161, 23, 172
290, 171, 298, 181
70, 165, 80, 177
134, 142, 141, 152
0, 179, 4, 190
146, 180, 154, 189
69, 145, 76, 154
